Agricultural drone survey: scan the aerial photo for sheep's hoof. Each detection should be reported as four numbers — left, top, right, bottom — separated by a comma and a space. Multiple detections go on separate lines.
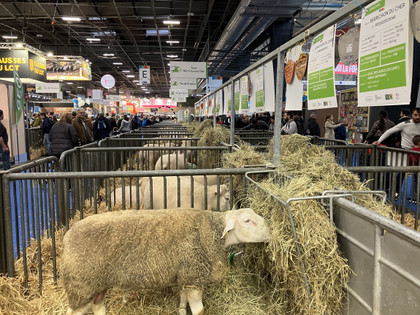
178, 307, 187, 315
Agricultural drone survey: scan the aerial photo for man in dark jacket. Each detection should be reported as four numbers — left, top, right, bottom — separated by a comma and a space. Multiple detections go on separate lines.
108, 113, 117, 129
307, 113, 321, 136
93, 113, 111, 141
0, 109, 10, 170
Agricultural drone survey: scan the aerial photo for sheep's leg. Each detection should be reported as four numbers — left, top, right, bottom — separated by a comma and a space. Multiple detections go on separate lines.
178, 289, 188, 315
186, 288, 204, 315
65, 302, 92, 315
92, 290, 107, 315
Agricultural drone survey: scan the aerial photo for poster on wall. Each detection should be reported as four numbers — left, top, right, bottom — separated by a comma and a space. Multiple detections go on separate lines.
307, 25, 338, 110
285, 45, 304, 110
358, 0, 412, 106
239, 76, 249, 114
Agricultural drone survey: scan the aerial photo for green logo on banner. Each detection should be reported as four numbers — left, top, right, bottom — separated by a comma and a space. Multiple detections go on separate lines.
313, 34, 324, 44
14, 70, 24, 124
365, 0, 385, 17
173, 66, 180, 72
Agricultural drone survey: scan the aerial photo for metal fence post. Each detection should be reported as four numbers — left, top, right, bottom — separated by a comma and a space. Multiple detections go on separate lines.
0, 171, 6, 274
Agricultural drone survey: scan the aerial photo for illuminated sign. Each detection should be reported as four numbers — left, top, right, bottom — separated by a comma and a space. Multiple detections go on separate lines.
46, 59, 92, 81
0, 50, 46, 81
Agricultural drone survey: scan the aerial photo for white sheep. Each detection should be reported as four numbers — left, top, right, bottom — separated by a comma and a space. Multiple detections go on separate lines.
62, 208, 270, 315
140, 176, 230, 210
155, 151, 189, 170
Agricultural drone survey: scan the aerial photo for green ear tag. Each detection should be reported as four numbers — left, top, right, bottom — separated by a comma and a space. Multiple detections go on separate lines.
229, 251, 236, 265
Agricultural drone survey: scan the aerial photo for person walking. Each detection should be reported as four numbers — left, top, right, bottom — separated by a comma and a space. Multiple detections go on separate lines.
373, 108, 420, 149
324, 115, 343, 139
118, 115, 132, 132
39, 112, 54, 152
93, 113, 111, 141
365, 111, 395, 146
49, 112, 79, 159
0, 109, 10, 170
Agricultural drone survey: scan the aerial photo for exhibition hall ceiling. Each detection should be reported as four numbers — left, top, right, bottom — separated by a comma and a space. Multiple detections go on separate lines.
0, 0, 349, 97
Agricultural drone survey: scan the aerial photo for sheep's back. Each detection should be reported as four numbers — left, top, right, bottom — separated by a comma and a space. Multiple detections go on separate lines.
61, 209, 226, 295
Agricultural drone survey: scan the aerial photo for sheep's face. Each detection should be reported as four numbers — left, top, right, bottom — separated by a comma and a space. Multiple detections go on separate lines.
223, 208, 270, 246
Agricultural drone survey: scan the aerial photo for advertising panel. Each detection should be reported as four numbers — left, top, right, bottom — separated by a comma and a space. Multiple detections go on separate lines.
36, 82, 61, 93
46, 58, 92, 81
0, 50, 46, 81
206, 76, 223, 93
239, 76, 249, 113
358, 0, 412, 106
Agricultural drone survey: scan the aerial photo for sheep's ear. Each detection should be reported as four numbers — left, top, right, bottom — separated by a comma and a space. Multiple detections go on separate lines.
221, 217, 236, 239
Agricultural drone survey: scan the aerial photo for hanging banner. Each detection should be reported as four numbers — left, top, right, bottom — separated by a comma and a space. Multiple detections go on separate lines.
216, 89, 222, 115
224, 84, 232, 114
206, 76, 223, 93
170, 77, 197, 90
139, 65, 150, 85
170, 89, 188, 102
14, 70, 24, 124
358, 0, 412, 106
263, 61, 275, 112
170, 61, 207, 79
92, 89, 102, 102
239, 76, 249, 113
254, 66, 264, 110
234, 80, 240, 112
307, 25, 338, 110
285, 45, 304, 111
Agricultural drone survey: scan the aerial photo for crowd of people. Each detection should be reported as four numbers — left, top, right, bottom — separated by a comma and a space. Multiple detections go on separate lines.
25, 109, 163, 161
2, 107, 420, 171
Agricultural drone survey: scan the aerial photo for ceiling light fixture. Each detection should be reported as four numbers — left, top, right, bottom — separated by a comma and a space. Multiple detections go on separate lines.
167, 54, 178, 58
2, 35, 18, 39
103, 53, 114, 57
163, 20, 180, 25
15, 43, 23, 48
113, 62, 123, 65
86, 38, 100, 42
122, 70, 131, 73
126, 74, 135, 78
166, 40, 180, 44
47, 52, 53, 57
62, 17, 81, 22
145, 91, 151, 94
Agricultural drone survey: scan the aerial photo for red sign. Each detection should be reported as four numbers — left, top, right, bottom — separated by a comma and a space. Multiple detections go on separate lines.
335, 61, 358, 75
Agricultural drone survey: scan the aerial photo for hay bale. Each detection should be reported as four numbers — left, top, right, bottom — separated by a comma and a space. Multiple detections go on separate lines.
223, 143, 269, 202
243, 174, 351, 315
197, 126, 230, 168
193, 119, 214, 138
183, 121, 199, 134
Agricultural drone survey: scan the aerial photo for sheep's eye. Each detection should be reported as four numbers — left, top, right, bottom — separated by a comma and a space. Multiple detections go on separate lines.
244, 219, 250, 223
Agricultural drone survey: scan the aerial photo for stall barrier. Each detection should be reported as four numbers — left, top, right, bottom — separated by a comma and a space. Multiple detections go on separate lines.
1, 167, 269, 289
244, 169, 420, 315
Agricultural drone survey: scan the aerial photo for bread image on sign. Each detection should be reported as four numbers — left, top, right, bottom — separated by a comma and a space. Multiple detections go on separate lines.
284, 59, 295, 84
295, 53, 308, 81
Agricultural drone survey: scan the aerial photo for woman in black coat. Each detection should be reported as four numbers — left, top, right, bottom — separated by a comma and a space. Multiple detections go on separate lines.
49, 112, 79, 159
